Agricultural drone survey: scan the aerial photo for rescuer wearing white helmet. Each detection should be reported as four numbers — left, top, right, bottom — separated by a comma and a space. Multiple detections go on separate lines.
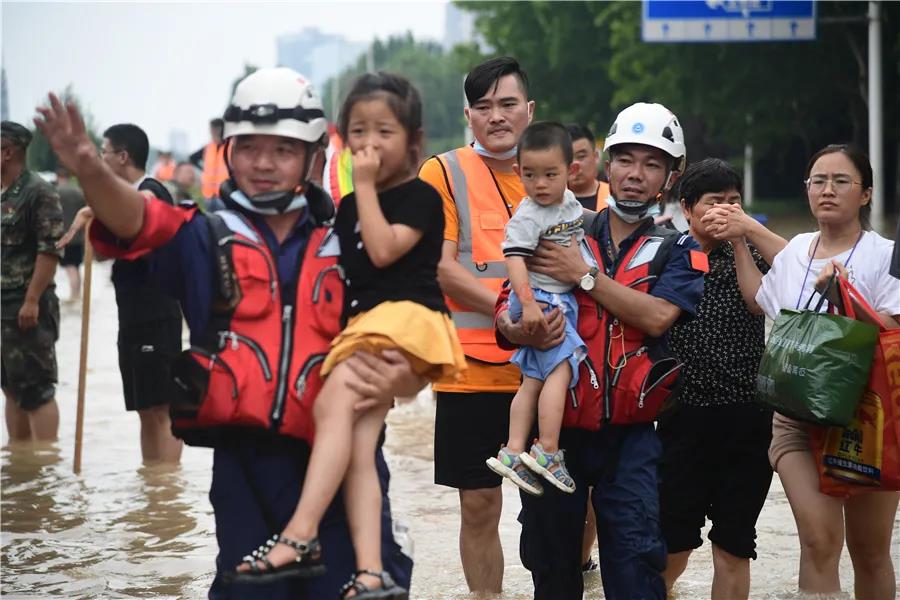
219, 67, 329, 215
35, 67, 418, 599
495, 101, 707, 599
602, 101, 686, 223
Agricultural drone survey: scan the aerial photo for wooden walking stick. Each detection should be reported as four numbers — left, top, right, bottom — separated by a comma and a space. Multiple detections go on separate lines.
73, 231, 93, 474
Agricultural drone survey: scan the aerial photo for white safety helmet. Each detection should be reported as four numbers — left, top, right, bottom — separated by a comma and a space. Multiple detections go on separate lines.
223, 67, 327, 143
603, 102, 686, 172
220, 67, 329, 215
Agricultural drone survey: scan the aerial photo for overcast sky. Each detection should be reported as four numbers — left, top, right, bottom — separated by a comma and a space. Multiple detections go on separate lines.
3, 1, 450, 152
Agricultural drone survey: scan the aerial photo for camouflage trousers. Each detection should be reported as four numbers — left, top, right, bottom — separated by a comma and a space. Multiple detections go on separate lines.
1, 293, 60, 411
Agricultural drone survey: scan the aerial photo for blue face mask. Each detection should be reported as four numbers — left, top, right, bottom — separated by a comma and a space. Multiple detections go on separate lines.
473, 140, 517, 160
606, 195, 661, 224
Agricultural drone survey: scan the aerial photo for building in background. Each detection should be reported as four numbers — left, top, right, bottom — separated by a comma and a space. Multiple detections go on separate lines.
276, 27, 367, 91
168, 129, 189, 160
1, 66, 9, 121
443, 2, 476, 49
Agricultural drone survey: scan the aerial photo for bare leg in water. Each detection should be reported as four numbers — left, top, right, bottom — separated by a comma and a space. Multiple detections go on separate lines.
237, 359, 393, 592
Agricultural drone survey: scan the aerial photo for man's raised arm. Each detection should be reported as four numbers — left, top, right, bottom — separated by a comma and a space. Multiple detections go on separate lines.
35, 93, 144, 240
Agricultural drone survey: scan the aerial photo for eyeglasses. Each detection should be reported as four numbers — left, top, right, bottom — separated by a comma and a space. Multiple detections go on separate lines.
804, 175, 862, 194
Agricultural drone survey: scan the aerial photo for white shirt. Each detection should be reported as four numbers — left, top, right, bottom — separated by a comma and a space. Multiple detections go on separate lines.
131, 174, 148, 189
756, 230, 900, 320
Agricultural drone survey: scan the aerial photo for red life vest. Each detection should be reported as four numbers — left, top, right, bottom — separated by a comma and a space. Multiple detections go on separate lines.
170, 202, 343, 447
562, 213, 696, 431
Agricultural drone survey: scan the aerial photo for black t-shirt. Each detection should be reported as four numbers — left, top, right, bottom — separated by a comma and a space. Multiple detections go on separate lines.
335, 178, 447, 321
576, 193, 597, 211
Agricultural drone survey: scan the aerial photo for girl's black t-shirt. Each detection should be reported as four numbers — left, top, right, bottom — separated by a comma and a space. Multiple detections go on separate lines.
335, 177, 448, 321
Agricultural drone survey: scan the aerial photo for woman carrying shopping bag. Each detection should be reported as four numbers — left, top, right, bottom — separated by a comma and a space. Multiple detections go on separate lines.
702, 144, 900, 599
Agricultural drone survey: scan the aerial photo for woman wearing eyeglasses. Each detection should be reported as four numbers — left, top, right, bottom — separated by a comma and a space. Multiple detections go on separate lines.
701, 143, 900, 599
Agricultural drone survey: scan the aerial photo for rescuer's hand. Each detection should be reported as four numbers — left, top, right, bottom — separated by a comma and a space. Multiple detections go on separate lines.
34, 93, 102, 179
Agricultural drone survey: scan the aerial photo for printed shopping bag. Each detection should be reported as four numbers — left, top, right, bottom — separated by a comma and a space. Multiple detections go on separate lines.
757, 277, 878, 427
812, 278, 900, 496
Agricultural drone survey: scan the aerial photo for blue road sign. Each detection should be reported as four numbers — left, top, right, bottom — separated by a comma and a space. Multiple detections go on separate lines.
643, 1, 816, 43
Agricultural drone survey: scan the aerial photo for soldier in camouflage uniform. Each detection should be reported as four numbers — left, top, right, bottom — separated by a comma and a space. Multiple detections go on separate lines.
1, 121, 65, 442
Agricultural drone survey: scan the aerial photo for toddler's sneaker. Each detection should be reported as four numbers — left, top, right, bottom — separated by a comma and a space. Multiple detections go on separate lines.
519, 443, 576, 493
486, 447, 544, 496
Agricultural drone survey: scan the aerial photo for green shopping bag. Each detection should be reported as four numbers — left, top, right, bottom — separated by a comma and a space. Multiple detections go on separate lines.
756, 278, 878, 426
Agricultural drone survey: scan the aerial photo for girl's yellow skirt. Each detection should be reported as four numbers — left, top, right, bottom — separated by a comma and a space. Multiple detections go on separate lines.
321, 301, 467, 381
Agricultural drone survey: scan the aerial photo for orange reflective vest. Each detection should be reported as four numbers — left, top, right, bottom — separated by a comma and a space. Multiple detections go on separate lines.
154, 159, 175, 182
596, 181, 610, 211
435, 145, 515, 364
200, 143, 228, 199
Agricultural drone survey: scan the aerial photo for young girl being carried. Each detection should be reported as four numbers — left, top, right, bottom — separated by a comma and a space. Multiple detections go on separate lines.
233, 72, 465, 599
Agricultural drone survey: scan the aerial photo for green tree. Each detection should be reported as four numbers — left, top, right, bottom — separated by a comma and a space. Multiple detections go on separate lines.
457, 0, 900, 209
322, 33, 467, 155
27, 85, 101, 172
459, 0, 616, 136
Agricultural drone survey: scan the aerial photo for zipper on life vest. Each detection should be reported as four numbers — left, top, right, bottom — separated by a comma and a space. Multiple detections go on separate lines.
229, 238, 278, 300
312, 264, 346, 303
295, 353, 327, 398
569, 389, 579, 409
583, 355, 600, 390
609, 346, 648, 388
191, 347, 238, 399
603, 318, 614, 422
638, 359, 681, 409
270, 304, 295, 424
628, 275, 657, 289
217, 331, 272, 381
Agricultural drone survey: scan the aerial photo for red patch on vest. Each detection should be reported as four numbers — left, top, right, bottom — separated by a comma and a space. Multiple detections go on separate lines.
689, 250, 709, 273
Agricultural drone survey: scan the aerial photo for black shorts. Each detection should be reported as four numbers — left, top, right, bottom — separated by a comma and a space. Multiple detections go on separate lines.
118, 319, 182, 412
434, 391, 513, 489
60, 244, 84, 267
658, 402, 774, 560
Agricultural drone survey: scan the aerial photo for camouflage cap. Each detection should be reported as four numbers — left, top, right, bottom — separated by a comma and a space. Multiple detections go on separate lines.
1, 121, 33, 149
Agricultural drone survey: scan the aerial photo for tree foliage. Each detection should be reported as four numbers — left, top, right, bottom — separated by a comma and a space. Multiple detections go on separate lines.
458, 0, 900, 207
321, 33, 468, 155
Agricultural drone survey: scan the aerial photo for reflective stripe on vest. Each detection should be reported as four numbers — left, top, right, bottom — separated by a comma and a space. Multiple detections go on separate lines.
327, 147, 354, 205
201, 143, 228, 199
438, 145, 515, 363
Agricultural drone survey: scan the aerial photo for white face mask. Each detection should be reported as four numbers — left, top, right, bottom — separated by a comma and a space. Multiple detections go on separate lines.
606, 195, 661, 224
227, 189, 308, 216
473, 140, 517, 160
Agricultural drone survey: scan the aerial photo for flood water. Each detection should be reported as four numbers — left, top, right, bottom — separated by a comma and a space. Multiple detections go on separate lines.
2, 214, 899, 599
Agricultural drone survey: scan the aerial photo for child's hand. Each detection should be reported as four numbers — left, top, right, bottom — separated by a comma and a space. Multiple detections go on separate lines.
521, 302, 548, 335
352, 146, 380, 188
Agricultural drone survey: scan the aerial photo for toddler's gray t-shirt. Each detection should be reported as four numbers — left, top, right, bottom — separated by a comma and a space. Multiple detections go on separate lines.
502, 189, 584, 293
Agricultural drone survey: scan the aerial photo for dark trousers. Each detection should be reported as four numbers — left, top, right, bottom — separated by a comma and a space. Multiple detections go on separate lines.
207, 435, 413, 599
519, 424, 667, 600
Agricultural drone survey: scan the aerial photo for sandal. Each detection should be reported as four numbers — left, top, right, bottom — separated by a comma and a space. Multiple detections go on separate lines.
227, 534, 325, 584
340, 569, 408, 599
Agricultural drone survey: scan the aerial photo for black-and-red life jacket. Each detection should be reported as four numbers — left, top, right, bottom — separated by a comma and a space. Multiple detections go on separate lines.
170, 190, 344, 447
563, 211, 694, 431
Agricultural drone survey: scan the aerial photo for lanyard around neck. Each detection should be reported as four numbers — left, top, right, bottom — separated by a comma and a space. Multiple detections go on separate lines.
795, 231, 863, 310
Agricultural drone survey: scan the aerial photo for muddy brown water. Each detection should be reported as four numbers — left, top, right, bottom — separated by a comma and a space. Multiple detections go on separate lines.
2, 214, 898, 598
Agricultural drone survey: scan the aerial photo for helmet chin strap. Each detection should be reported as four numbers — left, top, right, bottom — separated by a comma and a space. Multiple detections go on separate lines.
222, 137, 323, 215
608, 165, 675, 223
